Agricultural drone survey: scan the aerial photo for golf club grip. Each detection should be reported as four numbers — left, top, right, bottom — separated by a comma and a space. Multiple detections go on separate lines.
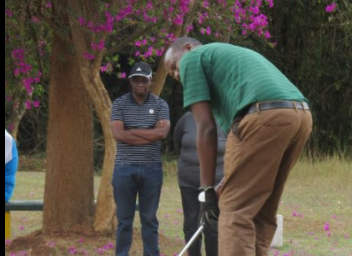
178, 225, 204, 256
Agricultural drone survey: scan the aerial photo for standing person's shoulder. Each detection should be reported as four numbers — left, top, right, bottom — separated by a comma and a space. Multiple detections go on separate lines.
5, 129, 15, 165
150, 93, 169, 106
175, 111, 192, 126
112, 93, 130, 105
5, 129, 14, 147
5, 129, 11, 141
182, 111, 195, 123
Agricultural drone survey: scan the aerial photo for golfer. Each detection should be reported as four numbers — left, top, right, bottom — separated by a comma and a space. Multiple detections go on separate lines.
164, 37, 312, 256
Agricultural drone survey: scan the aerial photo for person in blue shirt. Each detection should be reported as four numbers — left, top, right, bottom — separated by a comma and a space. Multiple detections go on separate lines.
5, 129, 19, 202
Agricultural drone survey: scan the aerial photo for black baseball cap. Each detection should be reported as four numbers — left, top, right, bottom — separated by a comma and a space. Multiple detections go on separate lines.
128, 62, 152, 78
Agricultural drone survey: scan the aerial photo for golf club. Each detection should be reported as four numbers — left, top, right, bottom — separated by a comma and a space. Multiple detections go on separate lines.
178, 224, 204, 256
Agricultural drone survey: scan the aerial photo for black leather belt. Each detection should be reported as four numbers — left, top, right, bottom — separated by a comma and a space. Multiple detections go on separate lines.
246, 101, 310, 114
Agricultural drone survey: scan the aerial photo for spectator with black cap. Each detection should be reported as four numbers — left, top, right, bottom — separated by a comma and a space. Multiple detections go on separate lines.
110, 61, 170, 256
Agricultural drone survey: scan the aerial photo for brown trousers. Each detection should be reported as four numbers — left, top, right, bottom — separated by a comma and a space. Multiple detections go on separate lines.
219, 108, 312, 256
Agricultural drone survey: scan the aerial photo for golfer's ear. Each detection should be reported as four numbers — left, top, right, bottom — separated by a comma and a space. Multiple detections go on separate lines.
185, 43, 193, 51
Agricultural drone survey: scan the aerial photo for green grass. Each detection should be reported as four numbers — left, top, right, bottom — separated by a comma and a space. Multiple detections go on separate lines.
5, 156, 352, 256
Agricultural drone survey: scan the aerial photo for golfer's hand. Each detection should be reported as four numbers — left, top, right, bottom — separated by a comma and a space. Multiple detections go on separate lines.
198, 187, 219, 226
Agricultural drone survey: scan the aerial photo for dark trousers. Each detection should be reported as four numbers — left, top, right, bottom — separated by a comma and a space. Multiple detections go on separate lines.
112, 162, 163, 256
180, 186, 218, 256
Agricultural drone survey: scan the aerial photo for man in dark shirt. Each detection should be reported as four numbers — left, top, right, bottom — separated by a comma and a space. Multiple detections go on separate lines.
110, 62, 170, 256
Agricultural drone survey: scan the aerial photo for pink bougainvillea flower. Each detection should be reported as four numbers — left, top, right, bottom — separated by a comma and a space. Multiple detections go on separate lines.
33, 100, 40, 108
5, 9, 14, 18
173, 14, 183, 25
324, 222, 330, 231
47, 241, 55, 247
5, 239, 12, 246
46, 1, 52, 8
91, 40, 105, 51
264, 30, 271, 39
118, 72, 126, 79
68, 246, 78, 255
202, 0, 210, 8
325, 3, 337, 13
134, 41, 142, 47
7, 123, 15, 132
25, 100, 32, 110
272, 250, 280, 256
266, 0, 274, 8
83, 52, 95, 60
96, 247, 106, 254
185, 25, 194, 33
105, 242, 114, 249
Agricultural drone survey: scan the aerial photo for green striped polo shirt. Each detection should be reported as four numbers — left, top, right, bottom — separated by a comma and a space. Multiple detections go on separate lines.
179, 43, 307, 133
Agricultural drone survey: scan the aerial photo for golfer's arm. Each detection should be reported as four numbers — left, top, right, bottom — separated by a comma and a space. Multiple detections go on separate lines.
191, 102, 217, 187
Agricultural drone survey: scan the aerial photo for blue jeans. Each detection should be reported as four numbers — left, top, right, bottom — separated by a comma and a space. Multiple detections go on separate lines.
180, 186, 218, 256
112, 162, 163, 256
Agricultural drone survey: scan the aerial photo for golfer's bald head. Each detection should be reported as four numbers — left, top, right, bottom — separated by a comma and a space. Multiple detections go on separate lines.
168, 37, 202, 52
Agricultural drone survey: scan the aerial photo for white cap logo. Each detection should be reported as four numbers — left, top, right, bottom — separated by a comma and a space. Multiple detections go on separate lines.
136, 67, 142, 71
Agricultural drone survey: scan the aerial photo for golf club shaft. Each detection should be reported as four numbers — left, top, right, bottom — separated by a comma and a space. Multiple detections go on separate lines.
178, 225, 204, 256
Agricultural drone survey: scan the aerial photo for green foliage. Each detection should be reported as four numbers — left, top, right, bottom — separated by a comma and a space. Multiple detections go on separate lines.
5, 0, 51, 130
264, 0, 352, 157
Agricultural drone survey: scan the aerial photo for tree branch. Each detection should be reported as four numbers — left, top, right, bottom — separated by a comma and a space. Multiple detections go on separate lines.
106, 24, 154, 56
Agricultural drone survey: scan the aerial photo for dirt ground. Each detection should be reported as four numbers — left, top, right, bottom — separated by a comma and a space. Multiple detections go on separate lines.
5, 228, 183, 256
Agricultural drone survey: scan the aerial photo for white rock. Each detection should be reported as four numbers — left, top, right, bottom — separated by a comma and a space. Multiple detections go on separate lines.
270, 214, 283, 248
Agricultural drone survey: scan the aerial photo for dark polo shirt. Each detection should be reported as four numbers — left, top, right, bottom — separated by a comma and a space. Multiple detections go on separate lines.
111, 93, 170, 164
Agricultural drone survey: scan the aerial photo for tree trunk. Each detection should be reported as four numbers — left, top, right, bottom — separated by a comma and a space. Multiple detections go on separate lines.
85, 76, 116, 233
43, 10, 94, 233
66, 0, 117, 233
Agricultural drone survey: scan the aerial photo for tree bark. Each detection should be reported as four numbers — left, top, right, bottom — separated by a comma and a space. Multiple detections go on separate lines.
43, 30, 94, 233
43, 0, 95, 233
66, 0, 116, 233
